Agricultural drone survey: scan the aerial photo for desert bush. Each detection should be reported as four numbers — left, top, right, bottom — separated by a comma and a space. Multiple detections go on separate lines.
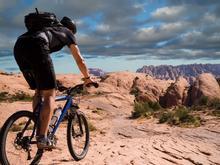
11, 92, 32, 102
208, 98, 220, 110
159, 106, 201, 127
0, 91, 32, 102
0, 91, 8, 102
198, 96, 209, 106
207, 98, 220, 117
130, 87, 141, 97
131, 101, 161, 119
197, 96, 220, 109
159, 112, 173, 124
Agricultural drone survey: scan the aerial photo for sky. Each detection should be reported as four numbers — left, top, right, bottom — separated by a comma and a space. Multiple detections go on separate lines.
0, 0, 220, 73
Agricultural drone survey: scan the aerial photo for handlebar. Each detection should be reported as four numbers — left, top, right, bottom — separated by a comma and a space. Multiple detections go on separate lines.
57, 82, 99, 96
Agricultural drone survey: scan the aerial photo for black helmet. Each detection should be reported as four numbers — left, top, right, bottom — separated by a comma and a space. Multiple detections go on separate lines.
61, 16, 77, 34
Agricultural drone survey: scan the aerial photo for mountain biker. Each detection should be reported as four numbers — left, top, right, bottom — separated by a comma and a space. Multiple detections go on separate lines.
14, 13, 94, 149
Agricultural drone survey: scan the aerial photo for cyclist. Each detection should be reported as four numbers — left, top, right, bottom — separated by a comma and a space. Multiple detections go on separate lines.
14, 14, 94, 149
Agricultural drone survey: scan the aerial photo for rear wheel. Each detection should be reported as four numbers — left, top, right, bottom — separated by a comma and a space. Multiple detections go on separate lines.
67, 111, 90, 161
0, 111, 41, 165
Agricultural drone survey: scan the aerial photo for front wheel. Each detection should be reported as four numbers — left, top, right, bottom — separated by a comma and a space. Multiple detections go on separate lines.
67, 111, 90, 161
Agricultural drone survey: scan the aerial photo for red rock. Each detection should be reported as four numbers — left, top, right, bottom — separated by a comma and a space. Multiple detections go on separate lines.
159, 77, 189, 108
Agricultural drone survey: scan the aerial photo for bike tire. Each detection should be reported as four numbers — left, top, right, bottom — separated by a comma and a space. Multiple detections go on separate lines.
67, 111, 90, 161
0, 110, 42, 165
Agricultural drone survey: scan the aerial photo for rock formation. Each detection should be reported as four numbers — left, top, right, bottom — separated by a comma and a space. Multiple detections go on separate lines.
99, 71, 172, 102
137, 64, 220, 82
159, 77, 189, 108
130, 76, 172, 102
0, 71, 219, 108
187, 73, 220, 105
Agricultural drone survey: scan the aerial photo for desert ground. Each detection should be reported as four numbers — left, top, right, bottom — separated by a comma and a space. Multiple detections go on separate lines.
0, 72, 220, 165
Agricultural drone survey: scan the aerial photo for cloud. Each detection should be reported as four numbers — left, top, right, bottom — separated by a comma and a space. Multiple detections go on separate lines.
0, 33, 16, 49
0, 0, 220, 62
151, 6, 187, 22
134, 21, 190, 44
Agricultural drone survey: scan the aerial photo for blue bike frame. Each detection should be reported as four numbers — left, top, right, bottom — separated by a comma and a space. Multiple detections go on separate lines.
50, 95, 73, 136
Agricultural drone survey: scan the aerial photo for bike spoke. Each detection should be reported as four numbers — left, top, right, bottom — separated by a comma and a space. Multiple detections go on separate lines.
71, 116, 86, 154
4, 115, 38, 164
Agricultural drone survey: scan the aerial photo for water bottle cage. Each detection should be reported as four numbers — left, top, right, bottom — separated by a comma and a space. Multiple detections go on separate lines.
48, 108, 61, 133
49, 116, 58, 129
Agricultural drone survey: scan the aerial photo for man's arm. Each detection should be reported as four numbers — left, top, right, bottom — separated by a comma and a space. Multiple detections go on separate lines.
69, 44, 93, 84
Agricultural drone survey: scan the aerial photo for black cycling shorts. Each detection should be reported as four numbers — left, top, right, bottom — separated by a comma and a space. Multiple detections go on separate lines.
14, 35, 56, 90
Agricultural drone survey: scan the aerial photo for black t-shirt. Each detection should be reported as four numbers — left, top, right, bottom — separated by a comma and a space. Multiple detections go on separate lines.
44, 26, 77, 53
19, 26, 77, 53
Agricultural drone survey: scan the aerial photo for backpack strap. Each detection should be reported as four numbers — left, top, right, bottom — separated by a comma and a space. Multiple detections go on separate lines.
43, 29, 52, 45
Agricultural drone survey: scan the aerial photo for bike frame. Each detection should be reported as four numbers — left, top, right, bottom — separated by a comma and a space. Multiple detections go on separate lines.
51, 95, 73, 136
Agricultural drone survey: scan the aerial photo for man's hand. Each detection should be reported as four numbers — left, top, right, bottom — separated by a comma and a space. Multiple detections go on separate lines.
83, 77, 95, 86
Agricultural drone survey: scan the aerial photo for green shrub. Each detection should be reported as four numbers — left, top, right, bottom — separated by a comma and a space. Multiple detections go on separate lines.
148, 101, 161, 111
11, 92, 32, 102
209, 99, 220, 117
131, 101, 161, 119
208, 98, 220, 110
198, 96, 209, 106
159, 106, 201, 127
130, 87, 141, 97
0, 92, 8, 102
159, 112, 173, 123
172, 107, 196, 125
0, 91, 32, 102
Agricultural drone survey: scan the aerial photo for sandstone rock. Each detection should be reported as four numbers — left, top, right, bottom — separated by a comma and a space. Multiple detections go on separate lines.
187, 73, 220, 105
131, 76, 172, 102
100, 71, 172, 102
101, 71, 144, 91
159, 77, 189, 108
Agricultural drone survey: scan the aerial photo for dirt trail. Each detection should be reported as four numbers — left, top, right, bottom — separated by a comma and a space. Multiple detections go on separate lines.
0, 98, 220, 165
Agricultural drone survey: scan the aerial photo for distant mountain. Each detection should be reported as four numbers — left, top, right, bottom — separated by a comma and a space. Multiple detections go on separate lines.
136, 64, 220, 81
89, 68, 106, 77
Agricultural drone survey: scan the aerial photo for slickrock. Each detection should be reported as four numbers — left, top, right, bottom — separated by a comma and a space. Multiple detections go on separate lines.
188, 73, 220, 105
160, 77, 189, 107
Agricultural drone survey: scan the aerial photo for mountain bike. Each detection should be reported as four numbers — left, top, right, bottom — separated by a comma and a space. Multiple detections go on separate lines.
0, 82, 98, 165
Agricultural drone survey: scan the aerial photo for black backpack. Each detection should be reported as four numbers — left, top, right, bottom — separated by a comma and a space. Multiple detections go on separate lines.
24, 8, 61, 32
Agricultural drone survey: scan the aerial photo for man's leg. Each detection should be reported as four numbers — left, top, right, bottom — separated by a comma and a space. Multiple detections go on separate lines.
33, 89, 41, 111
38, 89, 56, 136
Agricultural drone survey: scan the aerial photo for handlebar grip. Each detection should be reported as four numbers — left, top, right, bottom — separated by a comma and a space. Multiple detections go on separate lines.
85, 82, 99, 88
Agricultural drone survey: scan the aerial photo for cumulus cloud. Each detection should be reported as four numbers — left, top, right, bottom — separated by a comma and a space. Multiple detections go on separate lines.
0, 0, 220, 61
151, 6, 187, 21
